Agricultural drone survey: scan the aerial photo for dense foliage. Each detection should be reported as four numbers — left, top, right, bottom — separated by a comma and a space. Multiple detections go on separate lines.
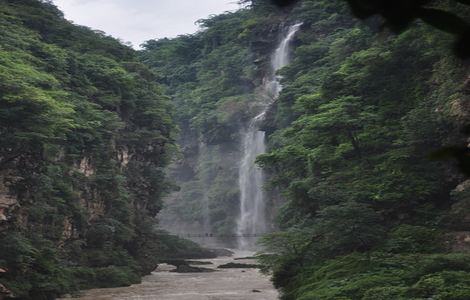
257, 1, 470, 299
2, 0, 470, 299
144, 0, 470, 299
0, 0, 208, 299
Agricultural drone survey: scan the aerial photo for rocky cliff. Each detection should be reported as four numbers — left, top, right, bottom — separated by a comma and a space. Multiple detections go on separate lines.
0, 1, 175, 298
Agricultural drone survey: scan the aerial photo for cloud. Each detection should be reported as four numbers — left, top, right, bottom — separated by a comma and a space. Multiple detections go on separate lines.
53, 0, 240, 48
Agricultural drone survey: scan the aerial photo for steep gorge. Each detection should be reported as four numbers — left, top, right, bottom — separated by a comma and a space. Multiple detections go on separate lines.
0, 1, 210, 299
236, 23, 302, 249
144, 1, 470, 299
2, 0, 470, 299
141, 10, 290, 246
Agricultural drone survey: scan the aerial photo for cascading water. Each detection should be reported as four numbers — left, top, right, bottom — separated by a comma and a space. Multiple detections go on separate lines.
237, 23, 302, 250
198, 142, 211, 237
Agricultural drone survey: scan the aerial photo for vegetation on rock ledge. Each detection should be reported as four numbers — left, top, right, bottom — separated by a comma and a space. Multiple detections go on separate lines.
143, 0, 470, 299
2, 0, 470, 299
0, 0, 200, 299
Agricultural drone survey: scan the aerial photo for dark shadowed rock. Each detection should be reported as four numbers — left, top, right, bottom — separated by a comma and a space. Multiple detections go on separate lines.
218, 263, 261, 269
209, 248, 234, 257
234, 256, 257, 260
186, 260, 213, 265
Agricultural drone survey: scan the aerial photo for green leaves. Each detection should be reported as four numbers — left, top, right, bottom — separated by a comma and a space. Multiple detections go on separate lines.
384, 225, 445, 254
312, 202, 385, 254
0, 51, 76, 148
243, 2, 470, 299
342, 0, 470, 58
0, 1, 176, 298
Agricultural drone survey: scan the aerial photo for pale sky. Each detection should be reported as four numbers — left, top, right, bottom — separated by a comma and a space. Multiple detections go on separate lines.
53, 0, 241, 48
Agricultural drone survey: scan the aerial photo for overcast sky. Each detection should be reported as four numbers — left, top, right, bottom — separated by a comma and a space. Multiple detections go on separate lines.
53, 0, 240, 48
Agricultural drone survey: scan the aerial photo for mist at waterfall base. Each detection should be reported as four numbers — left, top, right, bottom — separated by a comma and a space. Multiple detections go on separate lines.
236, 23, 302, 250
158, 24, 302, 250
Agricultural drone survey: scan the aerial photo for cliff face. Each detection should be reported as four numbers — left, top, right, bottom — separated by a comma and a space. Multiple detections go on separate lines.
0, 1, 175, 298
256, 1, 470, 299
0, 173, 18, 222
144, 0, 470, 299
140, 10, 287, 244
3, 0, 470, 299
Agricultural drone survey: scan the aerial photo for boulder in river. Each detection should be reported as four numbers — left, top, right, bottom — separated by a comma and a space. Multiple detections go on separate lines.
209, 248, 234, 257
218, 262, 261, 269
171, 265, 216, 273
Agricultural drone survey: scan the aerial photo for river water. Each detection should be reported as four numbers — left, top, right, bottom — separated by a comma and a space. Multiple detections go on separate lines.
61, 251, 278, 300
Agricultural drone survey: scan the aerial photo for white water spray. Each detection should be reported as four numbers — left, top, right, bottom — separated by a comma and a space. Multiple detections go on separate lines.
237, 23, 302, 250
199, 142, 211, 236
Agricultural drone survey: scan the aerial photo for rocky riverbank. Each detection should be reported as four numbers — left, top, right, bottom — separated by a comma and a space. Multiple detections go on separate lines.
61, 250, 278, 300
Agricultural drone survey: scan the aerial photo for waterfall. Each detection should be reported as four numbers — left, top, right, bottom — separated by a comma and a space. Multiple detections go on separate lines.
236, 23, 302, 250
199, 142, 211, 236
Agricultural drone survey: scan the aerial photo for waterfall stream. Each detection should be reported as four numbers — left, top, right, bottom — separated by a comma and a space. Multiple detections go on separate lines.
58, 23, 302, 300
198, 142, 212, 236
236, 23, 302, 249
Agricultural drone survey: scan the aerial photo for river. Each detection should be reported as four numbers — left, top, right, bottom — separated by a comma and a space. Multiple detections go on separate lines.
61, 250, 278, 300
